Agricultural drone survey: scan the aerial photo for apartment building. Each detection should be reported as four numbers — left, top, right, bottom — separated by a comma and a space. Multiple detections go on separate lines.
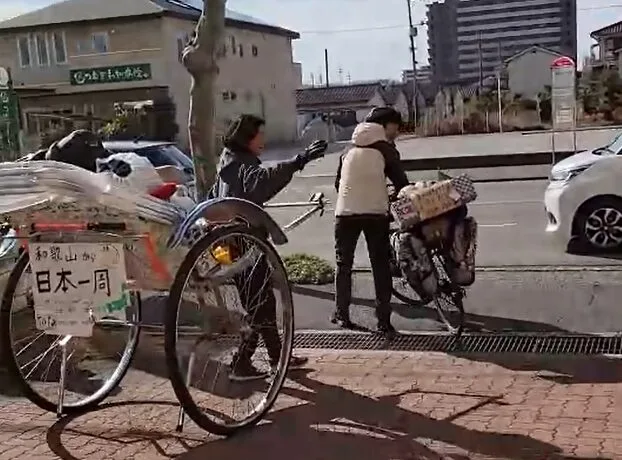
0, 0, 300, 148
428, 0, 576, 84
427, 0, 459, 85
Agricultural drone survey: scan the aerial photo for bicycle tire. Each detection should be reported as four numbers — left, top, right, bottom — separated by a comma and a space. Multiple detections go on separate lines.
431, 253, 465, 337
391, 282, 421, 306
0, 251, 141, 414
164, 225, 294, 437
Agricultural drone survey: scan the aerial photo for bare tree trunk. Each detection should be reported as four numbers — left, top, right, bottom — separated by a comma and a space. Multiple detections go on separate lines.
183, 0, 227, 201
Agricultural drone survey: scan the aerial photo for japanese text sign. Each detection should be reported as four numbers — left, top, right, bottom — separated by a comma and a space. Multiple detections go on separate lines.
29, 242, 130, 336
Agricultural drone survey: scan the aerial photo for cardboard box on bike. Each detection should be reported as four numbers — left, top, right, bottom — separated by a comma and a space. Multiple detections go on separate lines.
390, 175, 477, 231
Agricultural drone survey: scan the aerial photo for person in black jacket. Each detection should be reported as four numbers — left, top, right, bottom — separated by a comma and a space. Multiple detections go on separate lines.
210, 114, 328, 381
332, 107, 409, 335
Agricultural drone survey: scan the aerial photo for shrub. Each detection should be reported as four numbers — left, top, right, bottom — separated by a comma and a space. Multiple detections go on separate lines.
282, 253, 335, 285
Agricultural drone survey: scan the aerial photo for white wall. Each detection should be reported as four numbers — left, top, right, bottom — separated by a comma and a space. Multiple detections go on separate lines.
163, 17, 298, 148
507, 49, 558, 99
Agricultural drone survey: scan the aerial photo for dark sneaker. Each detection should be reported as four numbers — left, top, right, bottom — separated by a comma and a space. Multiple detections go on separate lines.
330, 309, 354, 329
229, 360, 268, 382
271, 355, 309, 373
377, 320, 397, 337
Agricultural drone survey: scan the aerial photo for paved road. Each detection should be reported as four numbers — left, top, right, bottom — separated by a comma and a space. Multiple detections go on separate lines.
270, 127, 620, 177
3, 350, 620, 459
266, 173, 622, 334
268, 175, 622, 268
292, 270, 622, 334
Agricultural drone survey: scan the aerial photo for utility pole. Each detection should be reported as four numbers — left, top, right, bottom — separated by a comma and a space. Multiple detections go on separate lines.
310, 73, 315, 87
406, 0, 418, 123
497, 41, 503, 132
324, 49, 330, 88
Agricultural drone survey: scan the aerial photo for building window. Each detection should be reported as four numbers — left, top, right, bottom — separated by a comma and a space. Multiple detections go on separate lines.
252, 45, 258, 56
17, 35, 31, 67
92, 32, 109, 53
230, 36, 236, 54
239, 44, 244, 57
52, 31, 67, 64
35, 33, 49, 66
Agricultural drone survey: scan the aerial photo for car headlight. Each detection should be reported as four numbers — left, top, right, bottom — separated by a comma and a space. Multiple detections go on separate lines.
550, 165, 590, 182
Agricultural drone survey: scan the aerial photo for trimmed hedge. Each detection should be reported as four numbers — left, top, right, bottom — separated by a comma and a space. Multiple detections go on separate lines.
283, 253, 335, 285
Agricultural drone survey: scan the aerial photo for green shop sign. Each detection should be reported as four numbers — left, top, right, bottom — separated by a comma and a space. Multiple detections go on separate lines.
70, 64, 152, 86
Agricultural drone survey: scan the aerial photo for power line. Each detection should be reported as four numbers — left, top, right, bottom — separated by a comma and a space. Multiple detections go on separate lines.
298, 4, 622, 35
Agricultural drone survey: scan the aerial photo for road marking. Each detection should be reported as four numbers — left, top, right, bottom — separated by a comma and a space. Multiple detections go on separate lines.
471, 199, 542, 206
479, 222, 518, 228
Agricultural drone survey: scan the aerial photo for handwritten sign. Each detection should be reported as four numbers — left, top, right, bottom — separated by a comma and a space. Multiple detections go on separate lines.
29, 243, 130, 337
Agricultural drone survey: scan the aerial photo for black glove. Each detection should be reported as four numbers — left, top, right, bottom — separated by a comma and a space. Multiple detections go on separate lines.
294, 139, 328, 170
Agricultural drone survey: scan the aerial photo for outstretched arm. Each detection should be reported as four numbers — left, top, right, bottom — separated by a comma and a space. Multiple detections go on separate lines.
241, 159, 300, 204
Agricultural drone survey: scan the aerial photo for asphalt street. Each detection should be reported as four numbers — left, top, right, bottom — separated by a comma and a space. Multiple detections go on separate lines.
269, 127, 621, 177
266, 169, 622, 335
268, 174, 622, 267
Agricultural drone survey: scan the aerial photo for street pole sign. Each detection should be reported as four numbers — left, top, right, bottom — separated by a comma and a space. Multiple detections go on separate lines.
0, 66, 20, 159
551, 56, 577, 162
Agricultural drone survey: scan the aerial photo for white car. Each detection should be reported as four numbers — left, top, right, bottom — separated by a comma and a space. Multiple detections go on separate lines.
545, 132, 622, 252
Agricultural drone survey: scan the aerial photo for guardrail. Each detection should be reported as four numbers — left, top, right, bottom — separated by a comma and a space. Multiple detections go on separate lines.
401, 150, 578, 172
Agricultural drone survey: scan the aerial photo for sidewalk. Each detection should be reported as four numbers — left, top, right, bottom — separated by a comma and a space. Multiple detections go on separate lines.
1, 349, 622, 459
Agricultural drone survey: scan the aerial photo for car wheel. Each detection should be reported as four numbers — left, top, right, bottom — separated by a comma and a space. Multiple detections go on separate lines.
576, 197, 622, 252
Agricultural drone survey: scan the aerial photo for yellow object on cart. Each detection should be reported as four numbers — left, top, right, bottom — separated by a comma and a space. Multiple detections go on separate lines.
212, 245, 233, 265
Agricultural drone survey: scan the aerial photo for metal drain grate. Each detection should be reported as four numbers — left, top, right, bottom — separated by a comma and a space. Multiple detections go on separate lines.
292, 332, 622, 355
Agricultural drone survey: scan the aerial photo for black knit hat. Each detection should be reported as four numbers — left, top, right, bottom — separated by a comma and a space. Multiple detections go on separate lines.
364, 107, 403, 127
223, 114, 265, 150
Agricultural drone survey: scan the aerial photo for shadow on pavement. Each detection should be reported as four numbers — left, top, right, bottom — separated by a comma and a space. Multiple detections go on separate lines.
177, 369, 606, 460
294, 285, 622, 385
45, 400, 198, 460
455, 353, 622, 385
293, 284, 568, 333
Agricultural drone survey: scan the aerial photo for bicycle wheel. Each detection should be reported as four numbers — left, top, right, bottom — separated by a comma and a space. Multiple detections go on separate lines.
164, 225, 294, 436
0, 252, 141, 414
430, 252, 465, 336
392, 278, 422, 306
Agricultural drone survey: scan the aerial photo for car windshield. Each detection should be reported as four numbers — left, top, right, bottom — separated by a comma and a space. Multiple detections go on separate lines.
136, 145, 194, 170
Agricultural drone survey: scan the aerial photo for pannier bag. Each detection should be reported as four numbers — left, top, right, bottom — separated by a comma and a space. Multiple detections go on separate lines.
390, 231, 438, 300
447, 216, 478, 286
391, 175, 477, 230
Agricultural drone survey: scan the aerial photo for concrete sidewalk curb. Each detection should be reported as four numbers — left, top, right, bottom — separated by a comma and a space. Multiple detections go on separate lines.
352, 265, 622, 273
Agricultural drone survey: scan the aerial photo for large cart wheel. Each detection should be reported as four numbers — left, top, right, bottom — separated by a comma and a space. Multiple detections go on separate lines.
0, 252, 141, 414
164, 224, 294, 436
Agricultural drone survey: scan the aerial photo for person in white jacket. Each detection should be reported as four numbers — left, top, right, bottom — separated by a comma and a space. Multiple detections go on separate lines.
332, 107, 409, 335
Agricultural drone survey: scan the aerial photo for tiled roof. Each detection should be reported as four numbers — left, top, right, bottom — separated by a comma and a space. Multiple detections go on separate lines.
591, 20, 622, 39
504, 45, 563, 64
296, 83, 381, 108
379, 85, 405, 105
0, 0, 299, 38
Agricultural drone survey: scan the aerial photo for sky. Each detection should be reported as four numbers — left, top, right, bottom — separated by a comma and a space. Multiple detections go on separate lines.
1, 0, 621, 84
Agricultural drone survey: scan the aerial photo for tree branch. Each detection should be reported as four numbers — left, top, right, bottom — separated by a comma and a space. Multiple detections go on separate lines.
183, 0, 227, 201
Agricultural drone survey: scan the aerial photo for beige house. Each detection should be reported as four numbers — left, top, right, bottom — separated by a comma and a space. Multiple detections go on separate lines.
589, 20, 622, 76
295, 82, 417, 137
504, 45, 563, 99
0, 0, 300, 148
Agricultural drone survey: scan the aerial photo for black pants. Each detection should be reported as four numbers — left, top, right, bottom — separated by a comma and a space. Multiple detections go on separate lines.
234, 255, 282, 364
334, 215, 393, 319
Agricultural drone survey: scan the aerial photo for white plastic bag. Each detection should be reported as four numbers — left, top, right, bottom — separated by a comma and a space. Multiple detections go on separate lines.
96, 152, 163, 194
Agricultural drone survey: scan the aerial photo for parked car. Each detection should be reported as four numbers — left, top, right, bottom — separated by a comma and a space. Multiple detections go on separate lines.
545, 132, 622, 252
103, 140, 195, 182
